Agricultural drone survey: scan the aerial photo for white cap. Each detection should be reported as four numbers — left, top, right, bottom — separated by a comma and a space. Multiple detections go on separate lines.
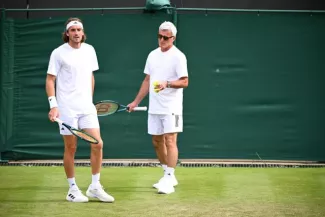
159, 21, 177, 36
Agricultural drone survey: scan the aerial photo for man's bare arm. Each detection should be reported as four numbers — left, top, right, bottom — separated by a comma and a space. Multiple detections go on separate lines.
46, 74, 56, 98
168, 76, 188, 88
46, 74, 59, 121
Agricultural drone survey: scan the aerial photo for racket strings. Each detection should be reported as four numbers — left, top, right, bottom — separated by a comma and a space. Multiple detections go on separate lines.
73, 130, 98, 144
96, 102, 119, 115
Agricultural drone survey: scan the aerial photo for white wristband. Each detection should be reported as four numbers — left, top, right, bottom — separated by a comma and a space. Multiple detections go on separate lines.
48, 96, 58, 109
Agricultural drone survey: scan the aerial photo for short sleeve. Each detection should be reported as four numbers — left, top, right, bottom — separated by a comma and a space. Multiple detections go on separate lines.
144, 55, 150, 75
47, 49, 61, 76
176, 53, 188, 78
91, 46, 99, 72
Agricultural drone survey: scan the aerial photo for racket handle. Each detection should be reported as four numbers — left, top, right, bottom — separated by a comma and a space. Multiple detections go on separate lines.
134, 106, 147, 111
54, 118, 63, 124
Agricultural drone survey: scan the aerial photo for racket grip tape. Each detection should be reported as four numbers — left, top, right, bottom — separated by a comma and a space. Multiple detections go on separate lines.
134, 106, 147, 111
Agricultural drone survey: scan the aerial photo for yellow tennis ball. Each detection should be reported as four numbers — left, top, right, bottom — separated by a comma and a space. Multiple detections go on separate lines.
153, 81, 160, 86
153, 81, 160, 92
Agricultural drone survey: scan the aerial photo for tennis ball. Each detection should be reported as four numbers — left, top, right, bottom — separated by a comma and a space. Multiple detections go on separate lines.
153, 81, 159, 87
153, 81, 160, 93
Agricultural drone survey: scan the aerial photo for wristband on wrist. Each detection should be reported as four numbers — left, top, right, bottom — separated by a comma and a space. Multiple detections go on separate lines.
48, 96, 58, 109
167, 81, 171, 88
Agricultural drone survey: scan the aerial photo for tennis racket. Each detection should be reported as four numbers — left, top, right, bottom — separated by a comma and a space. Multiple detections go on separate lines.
54, 118, 99, 144
95, 100, 147, 116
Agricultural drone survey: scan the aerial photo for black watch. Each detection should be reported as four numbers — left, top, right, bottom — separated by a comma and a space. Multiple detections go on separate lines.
167, 81, 171, 88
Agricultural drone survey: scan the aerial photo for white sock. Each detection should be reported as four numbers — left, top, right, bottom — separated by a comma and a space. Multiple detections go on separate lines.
162, 164, 167, 173
165, 167, 175, 176
67, 177, 77, 189
92, 173, 100, 186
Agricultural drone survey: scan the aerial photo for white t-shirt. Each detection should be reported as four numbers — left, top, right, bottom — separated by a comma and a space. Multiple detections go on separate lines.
47, 43, 99, 115
144, 46, 188, 115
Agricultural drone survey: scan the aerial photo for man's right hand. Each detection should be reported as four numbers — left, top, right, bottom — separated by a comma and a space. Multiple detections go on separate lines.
48, 107, 59, 122
127, 101, 139, 112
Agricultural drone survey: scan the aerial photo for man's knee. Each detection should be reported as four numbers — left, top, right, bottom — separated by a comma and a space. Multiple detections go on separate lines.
64, 146, 77, 156
91, 140, 103, 152
165, 133, 177, 148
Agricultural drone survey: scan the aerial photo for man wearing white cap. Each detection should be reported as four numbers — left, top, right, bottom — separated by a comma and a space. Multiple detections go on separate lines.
128, 21, 189, 194
45, 18, 114, 203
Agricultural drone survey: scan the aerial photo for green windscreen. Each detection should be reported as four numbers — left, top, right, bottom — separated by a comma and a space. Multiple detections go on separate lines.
0, 12, 324, 161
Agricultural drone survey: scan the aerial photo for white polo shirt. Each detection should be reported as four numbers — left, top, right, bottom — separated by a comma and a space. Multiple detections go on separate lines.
47, 43, 99, 115
144, 45, 188, 115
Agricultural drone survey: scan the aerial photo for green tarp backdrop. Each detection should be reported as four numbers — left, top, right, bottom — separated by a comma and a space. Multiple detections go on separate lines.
1, 11, 324, 161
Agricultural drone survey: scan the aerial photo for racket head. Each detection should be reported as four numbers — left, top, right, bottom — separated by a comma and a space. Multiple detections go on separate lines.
68, 126, 99, 144
95, 100, 126, 116
55, 118, 99, 144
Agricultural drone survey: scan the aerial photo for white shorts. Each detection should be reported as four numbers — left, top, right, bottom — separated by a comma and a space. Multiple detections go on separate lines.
148, 114, 183, 135
58, 113, 99, 135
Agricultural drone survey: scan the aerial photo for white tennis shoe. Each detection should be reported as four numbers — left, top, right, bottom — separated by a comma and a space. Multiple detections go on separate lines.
86, 184, 115, 202
66, 187, 89, 203
157, 176, 175, 194
153, 175, 178, 189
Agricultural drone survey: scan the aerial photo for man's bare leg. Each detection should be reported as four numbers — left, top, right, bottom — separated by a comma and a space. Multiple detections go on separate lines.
82, 128, 114, 203
157, 133, 178, 194
152, 135, 168, 166
152, 135, 169, 188
63, 135, 88, 202
63, 135, 78, 188
83, 128, 103, 185
164, 133, 178, 173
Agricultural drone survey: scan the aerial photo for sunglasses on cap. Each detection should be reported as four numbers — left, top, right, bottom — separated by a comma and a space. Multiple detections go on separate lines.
158, 34, 174, 41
